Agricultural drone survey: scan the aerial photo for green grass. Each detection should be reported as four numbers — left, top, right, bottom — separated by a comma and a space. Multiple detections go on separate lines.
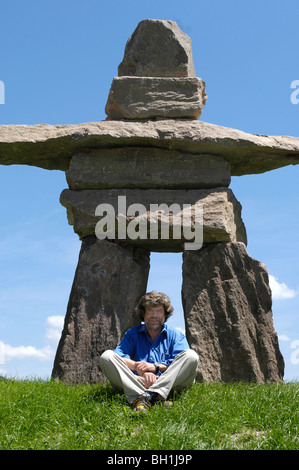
0, 378, 298, 450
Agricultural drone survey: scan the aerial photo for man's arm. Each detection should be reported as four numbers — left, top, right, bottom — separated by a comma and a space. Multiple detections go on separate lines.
122, 357, 137, 371
123, 358, 167, 375
123, 359, 168, 389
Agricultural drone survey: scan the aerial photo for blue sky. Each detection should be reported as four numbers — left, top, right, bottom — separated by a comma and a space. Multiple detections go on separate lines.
0, 0, 298, 381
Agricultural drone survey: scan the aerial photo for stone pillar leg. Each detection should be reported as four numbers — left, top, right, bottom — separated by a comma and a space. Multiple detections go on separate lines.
182, 242, 284, 383
51, 236, 150, 383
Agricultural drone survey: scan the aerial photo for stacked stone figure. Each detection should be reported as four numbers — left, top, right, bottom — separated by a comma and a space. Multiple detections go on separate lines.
0, 19, 288, 383
48, 19, 284, 383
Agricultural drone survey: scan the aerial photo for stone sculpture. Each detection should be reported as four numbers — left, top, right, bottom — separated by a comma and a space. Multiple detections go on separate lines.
1, 19, 298, 383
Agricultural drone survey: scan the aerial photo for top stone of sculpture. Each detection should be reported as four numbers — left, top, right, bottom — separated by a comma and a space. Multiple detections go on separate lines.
118, 19, 196, 77
105, 19, 206, 120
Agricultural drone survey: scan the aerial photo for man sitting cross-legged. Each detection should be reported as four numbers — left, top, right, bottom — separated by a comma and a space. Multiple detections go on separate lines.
99, 291, 199, 412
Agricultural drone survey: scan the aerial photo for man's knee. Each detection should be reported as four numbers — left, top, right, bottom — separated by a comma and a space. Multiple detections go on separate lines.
99, 349, 115, 367
176, 348, 199, 366
185, 349, 199, 366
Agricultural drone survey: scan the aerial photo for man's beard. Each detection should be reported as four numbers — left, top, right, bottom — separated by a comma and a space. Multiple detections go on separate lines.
146, 319, 163, 331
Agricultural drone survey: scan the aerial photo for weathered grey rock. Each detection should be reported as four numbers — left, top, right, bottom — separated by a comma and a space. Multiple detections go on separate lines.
182, 242, 284, 382
118, 19, 196, 78
66, 148, 230, 190
0, 120, 298, 174
105, 77, 206, 120
52, 236, 150, 383
60, 187, 247, 251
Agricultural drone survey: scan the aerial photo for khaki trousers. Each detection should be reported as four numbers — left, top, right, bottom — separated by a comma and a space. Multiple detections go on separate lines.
99, 349, 199, 403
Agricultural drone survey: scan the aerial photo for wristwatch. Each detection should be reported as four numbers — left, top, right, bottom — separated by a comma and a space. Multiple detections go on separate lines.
154, 362, 160, 374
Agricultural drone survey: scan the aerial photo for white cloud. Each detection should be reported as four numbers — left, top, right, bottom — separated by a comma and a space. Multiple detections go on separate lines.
46, 315, 64, 342
175, 326, 186, 335
278, 335, 291, 342
269, 275, 297, 300
0, 340, 53, 363
0, 315, 64, 366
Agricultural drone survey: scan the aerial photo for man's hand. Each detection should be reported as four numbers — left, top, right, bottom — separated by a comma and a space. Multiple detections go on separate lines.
143, 372, 157, 388
134, 361, 157, 388
135, 361, 155, 376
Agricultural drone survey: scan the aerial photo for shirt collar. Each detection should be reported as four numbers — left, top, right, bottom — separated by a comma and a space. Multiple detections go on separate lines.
138, 322, 167, 335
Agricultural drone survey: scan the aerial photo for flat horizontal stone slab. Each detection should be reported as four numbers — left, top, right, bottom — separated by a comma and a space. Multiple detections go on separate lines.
60, 187, 247, 251
0, 120, 298, 175
105, 77, 206, 120
66, 148, 230, 190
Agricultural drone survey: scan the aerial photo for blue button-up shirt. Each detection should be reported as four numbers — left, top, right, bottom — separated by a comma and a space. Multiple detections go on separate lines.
114, 322, 189, 374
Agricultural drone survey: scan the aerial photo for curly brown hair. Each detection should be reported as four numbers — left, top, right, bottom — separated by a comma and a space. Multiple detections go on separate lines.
136, 291, 174, 322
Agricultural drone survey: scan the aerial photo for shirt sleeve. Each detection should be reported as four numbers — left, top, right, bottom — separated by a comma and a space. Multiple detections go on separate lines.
161, 328, 190, 367
113, 328, 135, 359
172, 331, 190, 358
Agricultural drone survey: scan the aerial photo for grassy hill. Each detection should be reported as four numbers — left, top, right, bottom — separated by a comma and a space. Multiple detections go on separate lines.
0, 378, 298, 450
